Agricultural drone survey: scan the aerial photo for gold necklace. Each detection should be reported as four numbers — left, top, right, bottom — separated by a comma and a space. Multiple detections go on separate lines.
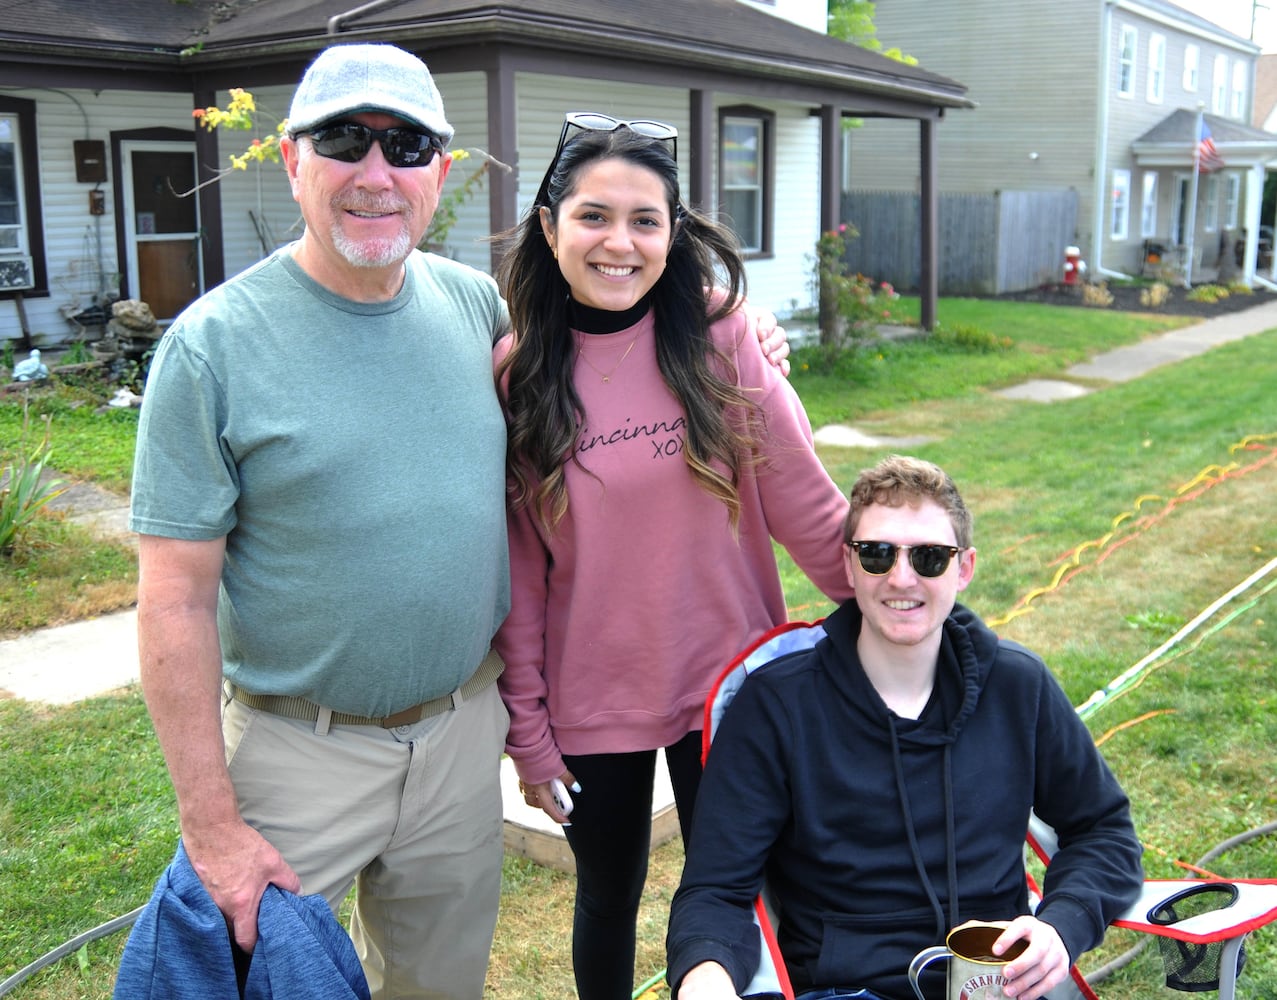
576, 332, 642, 383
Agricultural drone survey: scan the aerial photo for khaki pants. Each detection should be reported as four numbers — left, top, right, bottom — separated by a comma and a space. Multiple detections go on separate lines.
223, 681, 509, 1000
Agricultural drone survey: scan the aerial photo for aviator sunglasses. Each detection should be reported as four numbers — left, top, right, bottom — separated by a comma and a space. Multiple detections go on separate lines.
846, 541, 964, 578
303, 122, 444, 168
536, 111, 679, 204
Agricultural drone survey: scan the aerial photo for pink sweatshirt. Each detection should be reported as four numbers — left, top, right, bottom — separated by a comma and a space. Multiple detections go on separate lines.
493, 308, 853, 784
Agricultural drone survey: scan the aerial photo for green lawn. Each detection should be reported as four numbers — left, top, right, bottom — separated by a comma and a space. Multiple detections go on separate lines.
2, 302, 1275, 999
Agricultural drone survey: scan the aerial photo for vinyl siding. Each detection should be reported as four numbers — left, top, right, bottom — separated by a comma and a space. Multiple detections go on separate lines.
3, 71, 825, 342
838, 0, 1256, 277
1, 87, 192, 346
849, 0, 1102, 204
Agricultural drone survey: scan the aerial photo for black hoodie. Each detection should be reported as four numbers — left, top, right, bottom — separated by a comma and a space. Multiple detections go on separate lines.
667, 600, 1143, 1000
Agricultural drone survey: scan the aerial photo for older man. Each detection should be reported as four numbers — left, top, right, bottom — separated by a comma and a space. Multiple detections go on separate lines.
130, 43, 513, 999
131, 42, 789, 999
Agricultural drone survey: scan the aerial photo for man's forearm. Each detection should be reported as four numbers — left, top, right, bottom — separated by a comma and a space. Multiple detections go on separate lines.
139, 601, 240, 833
136, 534, 240, 835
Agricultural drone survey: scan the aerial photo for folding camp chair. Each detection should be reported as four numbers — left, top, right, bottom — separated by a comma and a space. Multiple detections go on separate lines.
702, 620, 1277, 1000
1026, 815, 1277, 1000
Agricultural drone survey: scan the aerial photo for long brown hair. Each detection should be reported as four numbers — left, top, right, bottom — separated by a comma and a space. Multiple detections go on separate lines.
495, 126, 761, 533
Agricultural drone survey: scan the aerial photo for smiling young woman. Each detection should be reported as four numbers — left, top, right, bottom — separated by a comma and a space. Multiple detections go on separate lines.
489, 114, 855, 1000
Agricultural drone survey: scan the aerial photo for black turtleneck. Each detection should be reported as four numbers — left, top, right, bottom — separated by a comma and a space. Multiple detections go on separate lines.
568, 295, 651, 334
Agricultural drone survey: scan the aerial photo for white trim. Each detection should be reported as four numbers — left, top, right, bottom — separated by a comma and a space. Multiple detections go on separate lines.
1213, 54, 1229, 114
1118, 24, 1138, 97
1204, 174, 1220, 232
1147, 33, 1166, 103
0, 113, 29, 259
1115, 0, 1261, 54
1111, 168, 1132, 240
120, 140, 204, 322
1183, 43, 1200, 92
1230, 60, 1248, 118
1140, 171, 1159, 238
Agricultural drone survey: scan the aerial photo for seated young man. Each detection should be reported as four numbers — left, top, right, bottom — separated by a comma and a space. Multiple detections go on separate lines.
666, 455, 1144, 1000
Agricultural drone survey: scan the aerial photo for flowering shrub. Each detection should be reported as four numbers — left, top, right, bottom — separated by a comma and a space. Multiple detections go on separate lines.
813, 224, 901, 347
193, 89, 285, 170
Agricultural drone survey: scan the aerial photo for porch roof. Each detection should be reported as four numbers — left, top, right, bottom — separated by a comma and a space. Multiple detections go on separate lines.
0, 0, 973, 117
1132, 109, 1277, 168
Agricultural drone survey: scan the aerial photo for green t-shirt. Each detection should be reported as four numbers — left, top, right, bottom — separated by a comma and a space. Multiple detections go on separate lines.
130, 247, 511, 716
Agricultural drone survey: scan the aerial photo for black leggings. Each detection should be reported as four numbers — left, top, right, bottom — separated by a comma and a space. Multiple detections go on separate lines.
561, 731, 704, 1000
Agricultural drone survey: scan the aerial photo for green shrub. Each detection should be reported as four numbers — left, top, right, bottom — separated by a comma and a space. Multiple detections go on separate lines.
1187, 284, 1229, 303
0, 405, 66, 556
931, 322, 1012, 353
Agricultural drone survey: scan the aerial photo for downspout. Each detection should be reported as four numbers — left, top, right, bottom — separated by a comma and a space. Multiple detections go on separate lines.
328, 0, 404, 34
1092, 0, 1116, 277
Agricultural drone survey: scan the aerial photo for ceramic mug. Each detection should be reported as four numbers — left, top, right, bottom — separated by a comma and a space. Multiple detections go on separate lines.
907, 920, 1028, 1000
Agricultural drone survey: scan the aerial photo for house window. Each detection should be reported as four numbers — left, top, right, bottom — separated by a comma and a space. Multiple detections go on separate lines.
1183, 44, 1200, 91
1118, 25, 1137, 97
1225, 174, 1240, 229
1147, 34, 1166, 103
1213, 55, 1228, 113
1204, 175, 1219, 231
1230, 61, 1247, 118
1111, 169, 1131, 240
719, 108, 773, 255
0, 116, 23, 255
0, 98, 43, 295
1141, 172, 1158, 238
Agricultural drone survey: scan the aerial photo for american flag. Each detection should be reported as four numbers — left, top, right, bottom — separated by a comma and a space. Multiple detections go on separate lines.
1198, 121, 1225, 173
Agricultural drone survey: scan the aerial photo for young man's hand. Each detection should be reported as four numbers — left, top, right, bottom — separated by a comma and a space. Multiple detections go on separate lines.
995, 916, 1070, 1000
677, 961, 738, 1000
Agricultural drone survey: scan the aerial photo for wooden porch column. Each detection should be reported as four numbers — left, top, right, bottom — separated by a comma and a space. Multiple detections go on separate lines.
192, 83, 225, 289
819, 104, 841, 233
486, 58, 519, 273
919, 117, 939, 331
688, 90, 713, 211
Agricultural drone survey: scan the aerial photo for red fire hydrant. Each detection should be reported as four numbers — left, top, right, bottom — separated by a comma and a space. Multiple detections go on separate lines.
1063, 245, 1083, 285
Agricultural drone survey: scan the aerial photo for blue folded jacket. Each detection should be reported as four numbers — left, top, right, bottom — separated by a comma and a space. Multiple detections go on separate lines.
114, 841, 370, 999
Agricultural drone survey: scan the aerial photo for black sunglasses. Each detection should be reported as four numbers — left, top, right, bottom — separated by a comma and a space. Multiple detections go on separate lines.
536, 111, 678, 205
304, 122, 443, 168
846, 541, 963, 578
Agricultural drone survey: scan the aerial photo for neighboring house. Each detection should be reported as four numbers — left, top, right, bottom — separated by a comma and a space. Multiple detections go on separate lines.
0, 0, 971, 347
1253, 52, 1277, 130
851, 0, 1277, 289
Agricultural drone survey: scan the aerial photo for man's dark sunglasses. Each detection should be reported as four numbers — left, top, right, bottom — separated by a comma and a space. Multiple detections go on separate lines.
846, 541, 963, 578
304, 122, 444, 168
536, 111, 678, 205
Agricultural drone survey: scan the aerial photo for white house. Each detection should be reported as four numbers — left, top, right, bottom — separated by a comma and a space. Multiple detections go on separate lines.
0, 0, 972, 347
852, 0, 1277, 286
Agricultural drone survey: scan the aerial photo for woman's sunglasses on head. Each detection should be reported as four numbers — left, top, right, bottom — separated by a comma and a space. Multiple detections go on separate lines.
846, 541, 964, 578
536, 111, 679, 204
302, 122, 445, 168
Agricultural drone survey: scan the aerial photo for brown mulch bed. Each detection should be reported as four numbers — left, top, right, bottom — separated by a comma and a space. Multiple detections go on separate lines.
996, 280, 1274, 319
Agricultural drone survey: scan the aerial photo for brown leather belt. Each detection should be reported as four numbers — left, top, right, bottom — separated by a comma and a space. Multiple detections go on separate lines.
228, 648, 504, 729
